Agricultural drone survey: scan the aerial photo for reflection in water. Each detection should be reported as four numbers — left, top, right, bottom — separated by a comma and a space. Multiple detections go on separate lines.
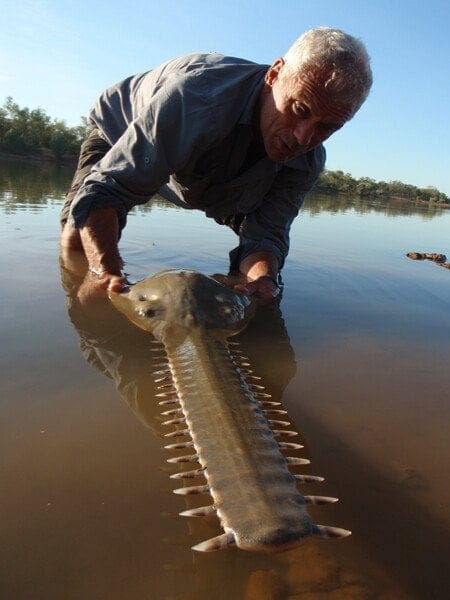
0, 158, 73, 205
61, 253, 164, 431
305, 192, 449, 219
0, 158, 171, 216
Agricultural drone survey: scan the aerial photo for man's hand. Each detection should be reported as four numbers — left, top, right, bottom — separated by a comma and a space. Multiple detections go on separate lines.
234, 275, 281, 304
77, 271, 127, 307
235, 251, 281, 305
60, 207, 126, 306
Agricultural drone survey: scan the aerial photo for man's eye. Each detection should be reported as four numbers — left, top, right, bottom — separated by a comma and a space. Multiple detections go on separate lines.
293, 102, 309, 118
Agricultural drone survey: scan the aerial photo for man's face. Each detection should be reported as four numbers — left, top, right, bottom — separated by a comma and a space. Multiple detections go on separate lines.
259, 58, 352, 162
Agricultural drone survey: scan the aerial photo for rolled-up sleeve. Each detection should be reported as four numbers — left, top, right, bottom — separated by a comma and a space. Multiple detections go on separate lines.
229, 145, 326, 270
69, 79, 215, 229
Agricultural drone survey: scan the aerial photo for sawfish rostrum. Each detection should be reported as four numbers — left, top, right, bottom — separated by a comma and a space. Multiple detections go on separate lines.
109, 269, 350, 552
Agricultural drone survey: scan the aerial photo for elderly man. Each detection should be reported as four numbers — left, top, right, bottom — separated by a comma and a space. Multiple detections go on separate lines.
60, 27, 372, 303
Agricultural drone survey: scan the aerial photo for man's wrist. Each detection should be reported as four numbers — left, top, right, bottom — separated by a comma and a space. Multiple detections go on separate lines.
256, 274, 282, 290
88, 266, 109, 278
87, 262, 123, 278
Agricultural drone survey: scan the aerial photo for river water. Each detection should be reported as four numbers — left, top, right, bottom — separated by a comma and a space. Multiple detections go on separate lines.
1, 159, 449, 599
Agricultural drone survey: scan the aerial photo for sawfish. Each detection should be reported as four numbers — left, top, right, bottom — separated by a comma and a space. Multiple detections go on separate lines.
109, 269, 350, 552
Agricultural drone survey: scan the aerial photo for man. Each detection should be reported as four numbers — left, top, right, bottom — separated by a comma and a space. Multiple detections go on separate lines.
60, 27, 372, 303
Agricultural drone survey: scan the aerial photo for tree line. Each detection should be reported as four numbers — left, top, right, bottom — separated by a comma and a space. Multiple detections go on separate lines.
315, 169, 449, 204
1, 97, 448, 205
0, 97, 90, 160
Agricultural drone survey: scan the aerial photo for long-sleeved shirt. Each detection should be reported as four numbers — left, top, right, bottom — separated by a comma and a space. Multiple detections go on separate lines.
69, 53, 326, 269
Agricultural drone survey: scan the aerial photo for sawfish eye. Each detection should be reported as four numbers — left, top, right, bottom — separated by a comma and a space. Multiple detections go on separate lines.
137, 304, 161, 319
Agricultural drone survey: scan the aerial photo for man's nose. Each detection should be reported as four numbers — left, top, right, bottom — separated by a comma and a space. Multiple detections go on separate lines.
293, 120, 316, 146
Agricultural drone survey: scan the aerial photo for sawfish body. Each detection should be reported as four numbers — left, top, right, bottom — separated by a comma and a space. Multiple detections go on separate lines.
109, 269, 350, 552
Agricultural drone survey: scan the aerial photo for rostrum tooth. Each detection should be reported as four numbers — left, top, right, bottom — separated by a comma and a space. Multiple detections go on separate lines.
161, 408, 183, 416
173, 484, 210, 495
164, 428, 190, 438
262, 409, 288, 415
192, 532, 236, 552
164, 441, 195, 450
179, 505, 216, 517
268, 419, 290, 427
170, 468, 205, 479
163, 417, 186, 426
152, 369, 170, 376
285, 457, 311, 465
294, 474, 325, 483
158, 399, 179, 405
303, 495, 338, 505
312, 525, 352, 538
278, 442, 304, 450
254, 392, 272, 399
167, 454, 200, 464
258, 401, 281, 406
272, 429, 298, 437
155, 392, 177, 398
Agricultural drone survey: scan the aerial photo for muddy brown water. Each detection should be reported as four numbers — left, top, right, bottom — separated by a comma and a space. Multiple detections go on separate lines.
1, 160, 449, 599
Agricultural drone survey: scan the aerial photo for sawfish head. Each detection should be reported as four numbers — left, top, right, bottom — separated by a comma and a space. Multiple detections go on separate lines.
108, 269, 254, 342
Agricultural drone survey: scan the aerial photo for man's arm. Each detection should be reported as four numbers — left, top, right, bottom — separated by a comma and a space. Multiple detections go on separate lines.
80, 207, 124, 288
60, 207, 125, 299
231, 148, 326, 303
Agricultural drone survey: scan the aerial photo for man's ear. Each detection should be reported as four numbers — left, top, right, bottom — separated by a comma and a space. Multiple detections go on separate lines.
265, 57, 285, 86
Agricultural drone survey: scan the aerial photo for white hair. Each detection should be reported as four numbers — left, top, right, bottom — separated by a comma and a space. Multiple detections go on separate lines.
282, 27, 373, 118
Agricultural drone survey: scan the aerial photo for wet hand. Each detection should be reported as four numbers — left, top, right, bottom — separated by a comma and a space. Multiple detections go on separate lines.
77, 271, 127, 306
234, 275, 281, 305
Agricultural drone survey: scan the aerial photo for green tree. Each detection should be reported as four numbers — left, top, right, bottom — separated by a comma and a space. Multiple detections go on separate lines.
0, 97, 89, 158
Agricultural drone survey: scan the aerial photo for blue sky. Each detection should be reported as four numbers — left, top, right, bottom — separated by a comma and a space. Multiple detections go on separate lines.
1, 0, 449, 193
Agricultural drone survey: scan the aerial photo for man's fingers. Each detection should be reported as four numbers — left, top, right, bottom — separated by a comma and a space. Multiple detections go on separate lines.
233, 283, 252, 295
233, 280, 279, 305
107, 275, 127, 293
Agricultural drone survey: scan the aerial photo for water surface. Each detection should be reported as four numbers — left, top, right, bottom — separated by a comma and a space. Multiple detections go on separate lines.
1, 159, 449, 599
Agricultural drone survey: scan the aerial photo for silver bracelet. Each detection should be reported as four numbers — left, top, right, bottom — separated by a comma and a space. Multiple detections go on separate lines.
88, 267, 108, 278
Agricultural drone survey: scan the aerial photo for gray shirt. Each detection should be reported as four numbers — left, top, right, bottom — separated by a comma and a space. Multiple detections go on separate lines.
69, 53, 325, 269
